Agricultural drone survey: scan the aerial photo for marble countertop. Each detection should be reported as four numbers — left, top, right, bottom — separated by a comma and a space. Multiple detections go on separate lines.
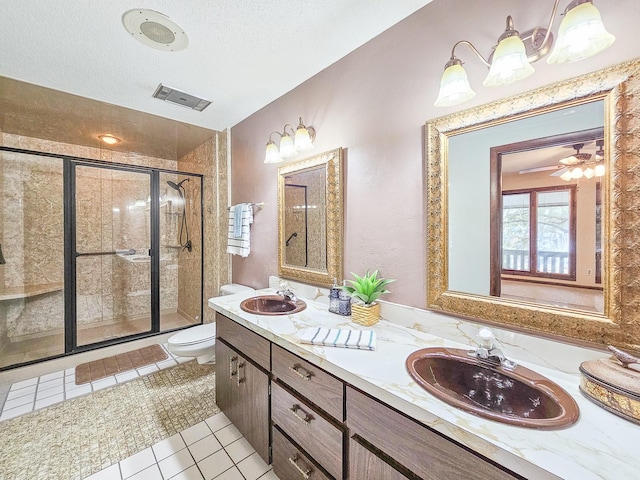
208, 289, 640, 480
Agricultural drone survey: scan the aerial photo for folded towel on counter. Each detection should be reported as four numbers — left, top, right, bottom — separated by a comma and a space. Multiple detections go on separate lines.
297, 327, 376, 351
227, 203, 253, 257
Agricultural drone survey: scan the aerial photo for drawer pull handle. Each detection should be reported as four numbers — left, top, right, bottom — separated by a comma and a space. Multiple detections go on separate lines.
289, 404, 312, 425
229, 355, 238, 378
289, 364, 312, 381
237, 362, 245, 386
288, 453, 311, 479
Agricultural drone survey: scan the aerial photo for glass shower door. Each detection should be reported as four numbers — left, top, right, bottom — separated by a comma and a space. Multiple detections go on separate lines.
75, 165, 152, 347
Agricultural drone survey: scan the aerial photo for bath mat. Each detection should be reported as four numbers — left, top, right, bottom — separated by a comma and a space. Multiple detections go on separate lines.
0, 360, 218, 480
75, 344, 168, 384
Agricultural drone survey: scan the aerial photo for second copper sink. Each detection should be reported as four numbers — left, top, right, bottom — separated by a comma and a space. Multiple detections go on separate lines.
406, 347, 579, 429
240, 295, 307, 315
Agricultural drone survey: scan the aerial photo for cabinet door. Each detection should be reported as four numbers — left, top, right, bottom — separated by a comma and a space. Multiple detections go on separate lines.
350, 437, 409, 480
236, 353, 270, 463
215, 340, 238, 424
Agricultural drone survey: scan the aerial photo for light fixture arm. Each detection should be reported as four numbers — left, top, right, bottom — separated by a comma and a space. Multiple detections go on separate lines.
527, 0, 563, 60
448, 40, 491, 68
268, 131, 283, 142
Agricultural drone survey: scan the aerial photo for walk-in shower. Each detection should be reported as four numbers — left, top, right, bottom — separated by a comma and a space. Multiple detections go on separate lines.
0, 147, 204, 370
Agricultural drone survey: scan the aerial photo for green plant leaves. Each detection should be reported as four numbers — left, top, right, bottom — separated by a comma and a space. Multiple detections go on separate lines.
339, 269, 395, 305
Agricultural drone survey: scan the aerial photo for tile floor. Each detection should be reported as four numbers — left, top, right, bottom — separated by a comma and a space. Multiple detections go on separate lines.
0, 342, 280, 480
0, 344, 189, 421
84, 412, 279, 480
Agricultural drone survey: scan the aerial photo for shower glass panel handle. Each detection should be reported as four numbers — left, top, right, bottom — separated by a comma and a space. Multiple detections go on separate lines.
74, 165, 153, 347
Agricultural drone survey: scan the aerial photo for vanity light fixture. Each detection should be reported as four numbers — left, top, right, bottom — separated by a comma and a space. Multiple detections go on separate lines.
98, 134, 121, 145
264, 117, 316, 164
434, 0, 615, 107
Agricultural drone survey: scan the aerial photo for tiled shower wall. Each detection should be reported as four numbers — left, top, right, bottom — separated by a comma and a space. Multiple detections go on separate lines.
177, 135, 230, 324
0, 131, 228, 345
0, 131, 6, 351
1, 148, 64, 339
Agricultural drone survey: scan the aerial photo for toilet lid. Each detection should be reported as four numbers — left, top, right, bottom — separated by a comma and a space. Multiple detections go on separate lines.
168, 323, 216, 346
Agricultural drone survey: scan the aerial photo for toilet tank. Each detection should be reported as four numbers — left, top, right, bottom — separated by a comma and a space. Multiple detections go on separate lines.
220, 283, 255, 296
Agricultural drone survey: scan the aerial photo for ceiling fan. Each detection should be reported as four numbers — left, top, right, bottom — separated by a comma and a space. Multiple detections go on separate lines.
518, 141, 604, 180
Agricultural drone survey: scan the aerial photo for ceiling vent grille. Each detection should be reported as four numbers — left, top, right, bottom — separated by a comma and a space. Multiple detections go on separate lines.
152, 84, 212, 112
122, 9, 188, 52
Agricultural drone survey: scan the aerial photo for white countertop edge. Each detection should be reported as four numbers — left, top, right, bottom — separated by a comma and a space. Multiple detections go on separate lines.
208, 291, 639, 480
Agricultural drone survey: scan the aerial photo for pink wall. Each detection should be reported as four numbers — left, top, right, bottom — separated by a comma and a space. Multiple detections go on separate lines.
230, 0, 639, 308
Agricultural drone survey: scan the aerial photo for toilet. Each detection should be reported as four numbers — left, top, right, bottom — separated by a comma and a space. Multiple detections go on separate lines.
166, 283, 255, 364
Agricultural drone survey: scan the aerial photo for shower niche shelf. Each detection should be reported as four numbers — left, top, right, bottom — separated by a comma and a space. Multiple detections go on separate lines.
0, 282, 64, 301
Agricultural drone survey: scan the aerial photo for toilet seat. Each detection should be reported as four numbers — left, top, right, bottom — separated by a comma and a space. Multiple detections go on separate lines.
168, 323, 216, 346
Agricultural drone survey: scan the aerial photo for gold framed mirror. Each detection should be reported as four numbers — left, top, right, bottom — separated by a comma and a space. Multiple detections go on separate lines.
425, 59, 640, 353
278, 148, 343, 287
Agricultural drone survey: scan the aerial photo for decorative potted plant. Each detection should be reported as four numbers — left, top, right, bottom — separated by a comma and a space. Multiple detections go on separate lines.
341, 270, 395, 326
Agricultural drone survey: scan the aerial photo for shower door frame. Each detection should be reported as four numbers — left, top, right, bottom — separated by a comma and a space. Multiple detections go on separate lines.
0, 145, 204, 366
66, 158, 205, 354
67, 160, 161, 352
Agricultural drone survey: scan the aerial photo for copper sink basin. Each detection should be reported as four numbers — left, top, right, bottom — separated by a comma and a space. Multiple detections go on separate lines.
240, 295, 307, 315
406, 347, 579, 429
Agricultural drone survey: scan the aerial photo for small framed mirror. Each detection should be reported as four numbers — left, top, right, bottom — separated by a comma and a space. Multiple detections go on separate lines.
278, 148, 343, 286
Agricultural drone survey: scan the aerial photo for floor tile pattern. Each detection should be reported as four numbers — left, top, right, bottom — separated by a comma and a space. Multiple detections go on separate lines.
0, 360, 218, 479
85, 412, 279, 480
0, 344, 187, 421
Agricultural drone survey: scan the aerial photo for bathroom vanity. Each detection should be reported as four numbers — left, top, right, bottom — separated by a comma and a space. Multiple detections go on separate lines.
210, 289, 640, 479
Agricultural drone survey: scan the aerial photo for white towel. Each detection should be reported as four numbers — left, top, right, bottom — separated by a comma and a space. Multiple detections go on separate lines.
232, 204, 243, 238
297, 327, 376, 351
227, 203, 253, 257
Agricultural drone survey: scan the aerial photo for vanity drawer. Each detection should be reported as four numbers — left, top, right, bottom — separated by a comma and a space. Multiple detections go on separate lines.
272, 381, 343, 479
272, 344, 344, 420
216, 313, 270, 371
346, 387, 518, 480
272, 426, 331, 480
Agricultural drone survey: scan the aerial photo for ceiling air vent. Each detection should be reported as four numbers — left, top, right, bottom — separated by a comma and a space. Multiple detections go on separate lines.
122, 9, 188, 52
152, 84, 212, 112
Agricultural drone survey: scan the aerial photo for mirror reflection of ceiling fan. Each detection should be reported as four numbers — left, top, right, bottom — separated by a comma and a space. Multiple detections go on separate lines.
519, 140, 605, 180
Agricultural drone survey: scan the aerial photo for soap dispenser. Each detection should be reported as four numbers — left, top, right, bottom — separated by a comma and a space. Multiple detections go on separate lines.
338, 280, 352, 316
329, 278, 340, 314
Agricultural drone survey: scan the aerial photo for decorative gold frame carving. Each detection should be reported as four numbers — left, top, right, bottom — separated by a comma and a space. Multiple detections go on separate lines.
278, 148, 343, 287
425, 59, 640, 354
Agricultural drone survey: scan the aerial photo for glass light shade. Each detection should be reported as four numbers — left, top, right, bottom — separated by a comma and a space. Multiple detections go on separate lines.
279, 133, 297, 158
434, 63, 476, 107
99, 134, 120, 145
294, 125, 314, 151
483, 35, 534, 87
595, 163, 606, 177
264, 140, 282, 164
547, 2, 615, 64
560, 170, 574, 181
571, 167, 584, 179
583, 167, 595, 179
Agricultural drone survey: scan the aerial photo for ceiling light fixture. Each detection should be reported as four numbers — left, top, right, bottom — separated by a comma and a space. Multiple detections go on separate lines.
264, 117, 316, 164
434, 0, 615, 107
98, 134, 121, 145
558, 141, 605, 181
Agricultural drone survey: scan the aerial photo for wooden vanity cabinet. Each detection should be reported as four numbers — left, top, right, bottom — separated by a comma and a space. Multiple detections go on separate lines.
215, 314, 270, 463
346, 386, 520, 480
271, 345, 346, 479
214, 312, 524, 479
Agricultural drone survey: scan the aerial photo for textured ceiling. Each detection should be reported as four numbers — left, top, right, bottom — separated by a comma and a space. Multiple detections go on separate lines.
0, 0, 433, 132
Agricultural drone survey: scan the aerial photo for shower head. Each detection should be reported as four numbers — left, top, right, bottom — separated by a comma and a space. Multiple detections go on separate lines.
166, 178, 189, 191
